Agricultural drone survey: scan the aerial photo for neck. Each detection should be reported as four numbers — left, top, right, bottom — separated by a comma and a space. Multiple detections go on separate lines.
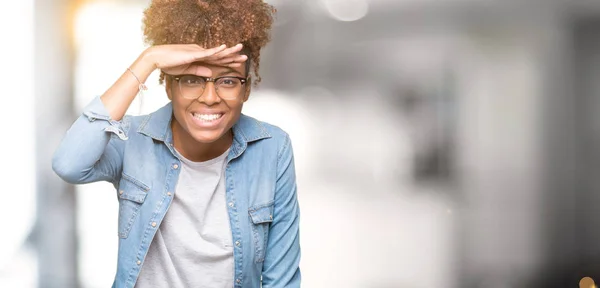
171, 119, 233, 162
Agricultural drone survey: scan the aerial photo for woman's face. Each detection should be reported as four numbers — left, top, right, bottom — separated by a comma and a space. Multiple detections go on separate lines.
166, 62, 250, 145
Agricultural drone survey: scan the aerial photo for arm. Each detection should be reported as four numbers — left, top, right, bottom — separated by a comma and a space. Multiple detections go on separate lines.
52, 44, 244, 184
262, 134, 301, 287
52, 51, 155, 184
51, 97, 128, 184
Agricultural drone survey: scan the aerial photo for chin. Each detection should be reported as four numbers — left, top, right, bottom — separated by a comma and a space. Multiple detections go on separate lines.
189, 130, 228, 144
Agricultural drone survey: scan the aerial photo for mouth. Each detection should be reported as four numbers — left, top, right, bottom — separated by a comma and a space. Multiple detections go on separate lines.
189, 112, 225, 128
192, 112, 224, 122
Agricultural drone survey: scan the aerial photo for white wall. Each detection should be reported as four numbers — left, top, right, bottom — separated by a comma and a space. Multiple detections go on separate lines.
0, 1, 37, 287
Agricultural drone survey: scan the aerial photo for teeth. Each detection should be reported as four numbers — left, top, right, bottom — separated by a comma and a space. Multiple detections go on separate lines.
193, 113, 222, 121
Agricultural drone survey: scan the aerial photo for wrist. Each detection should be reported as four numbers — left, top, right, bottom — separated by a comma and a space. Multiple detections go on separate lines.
130, 48, 158, 81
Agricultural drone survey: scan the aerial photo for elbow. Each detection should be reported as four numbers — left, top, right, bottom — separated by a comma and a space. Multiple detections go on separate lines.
52, 151, 81, 184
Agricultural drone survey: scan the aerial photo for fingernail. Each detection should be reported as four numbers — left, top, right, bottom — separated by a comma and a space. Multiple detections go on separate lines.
220, 44, 226, 48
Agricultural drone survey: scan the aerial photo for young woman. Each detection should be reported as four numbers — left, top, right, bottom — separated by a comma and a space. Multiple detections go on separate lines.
52, 1, 301, 287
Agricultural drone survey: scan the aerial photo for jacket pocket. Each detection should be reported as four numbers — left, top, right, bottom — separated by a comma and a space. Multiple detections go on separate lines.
248, 202, 274, 263
117, 173, 149, 239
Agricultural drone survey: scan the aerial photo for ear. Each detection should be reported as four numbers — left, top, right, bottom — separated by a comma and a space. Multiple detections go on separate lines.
165, 78, 173, 101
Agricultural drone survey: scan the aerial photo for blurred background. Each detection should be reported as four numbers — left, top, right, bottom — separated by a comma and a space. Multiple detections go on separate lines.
2, 0, 600, 287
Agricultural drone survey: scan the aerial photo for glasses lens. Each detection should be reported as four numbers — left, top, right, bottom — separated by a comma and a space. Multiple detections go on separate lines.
178, 75, 206, 99
215, 77, 243, 100
177, 76, 244, 100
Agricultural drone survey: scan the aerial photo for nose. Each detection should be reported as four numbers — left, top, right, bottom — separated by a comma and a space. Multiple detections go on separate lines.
196, 82, 221, 105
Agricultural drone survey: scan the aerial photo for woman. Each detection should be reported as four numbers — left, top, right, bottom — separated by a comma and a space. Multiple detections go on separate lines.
52, 1, 301, 287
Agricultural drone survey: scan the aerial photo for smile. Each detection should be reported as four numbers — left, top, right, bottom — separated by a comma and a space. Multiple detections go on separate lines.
192, 113, 224, 122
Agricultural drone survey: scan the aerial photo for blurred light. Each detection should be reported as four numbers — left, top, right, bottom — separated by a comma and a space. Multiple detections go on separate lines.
242, 89, 312, 174
74, 2, 166, 115
321, 0, 369, 22
0, 0, 36, 285
74, 3, 153, 287
0, 0, 36, 287
265, 0, 302, 27
580, 277, 596, 288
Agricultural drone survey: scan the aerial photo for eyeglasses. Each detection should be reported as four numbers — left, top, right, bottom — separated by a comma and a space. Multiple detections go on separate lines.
168, 74, 248, 100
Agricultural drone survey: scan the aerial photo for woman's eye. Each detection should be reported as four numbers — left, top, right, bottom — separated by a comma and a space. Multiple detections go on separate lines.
218, 78, 239, 87
182, 77, 203, 85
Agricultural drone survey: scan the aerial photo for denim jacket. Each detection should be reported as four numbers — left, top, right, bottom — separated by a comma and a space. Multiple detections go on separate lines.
52, 97, 301, 288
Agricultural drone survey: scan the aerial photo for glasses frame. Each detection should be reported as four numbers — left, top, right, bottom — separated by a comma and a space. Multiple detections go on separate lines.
167, 74, 249, 100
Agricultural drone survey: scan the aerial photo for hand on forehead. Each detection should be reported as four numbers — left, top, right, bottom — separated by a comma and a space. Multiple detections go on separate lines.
179, 64, 214, 77
172, 46, 247, 77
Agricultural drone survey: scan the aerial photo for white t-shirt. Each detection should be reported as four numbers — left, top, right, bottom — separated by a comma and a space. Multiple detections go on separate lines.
135, 148, 233, 287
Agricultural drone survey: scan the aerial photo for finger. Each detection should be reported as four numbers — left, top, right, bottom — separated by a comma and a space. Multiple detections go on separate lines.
211, 55, 248, 65
210, 43, 244, 60
193, 44, 227, 60
226, 62, 243, 68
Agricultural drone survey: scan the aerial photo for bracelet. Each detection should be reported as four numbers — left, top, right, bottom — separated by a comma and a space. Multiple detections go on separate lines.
127, 67, 148, 92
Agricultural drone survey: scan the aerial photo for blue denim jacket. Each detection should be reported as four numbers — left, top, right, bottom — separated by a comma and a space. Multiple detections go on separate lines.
52, 97, 301, 288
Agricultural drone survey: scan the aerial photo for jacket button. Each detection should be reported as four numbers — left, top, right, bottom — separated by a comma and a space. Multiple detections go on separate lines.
236, 279, 241, 284
136, 260, 141, 265
228, 202, 234, 208
151, 222, 157, 227
167, 192, 172, 196
235, 241, 241, 247
172, 164, 179, 169
119, 190, 124, 195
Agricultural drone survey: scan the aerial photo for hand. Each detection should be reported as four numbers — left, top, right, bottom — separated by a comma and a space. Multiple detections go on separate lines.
144, 43, 248, 75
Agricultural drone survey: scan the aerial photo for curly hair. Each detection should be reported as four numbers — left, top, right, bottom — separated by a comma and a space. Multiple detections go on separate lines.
142, 0, 276, 85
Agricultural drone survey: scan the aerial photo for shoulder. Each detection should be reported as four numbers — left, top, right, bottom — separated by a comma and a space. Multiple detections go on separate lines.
238, 114, 291, 153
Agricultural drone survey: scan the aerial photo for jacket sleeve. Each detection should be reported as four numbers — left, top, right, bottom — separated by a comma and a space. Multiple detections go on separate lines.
52, 96, 127, 185
261, 134, 301, 287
